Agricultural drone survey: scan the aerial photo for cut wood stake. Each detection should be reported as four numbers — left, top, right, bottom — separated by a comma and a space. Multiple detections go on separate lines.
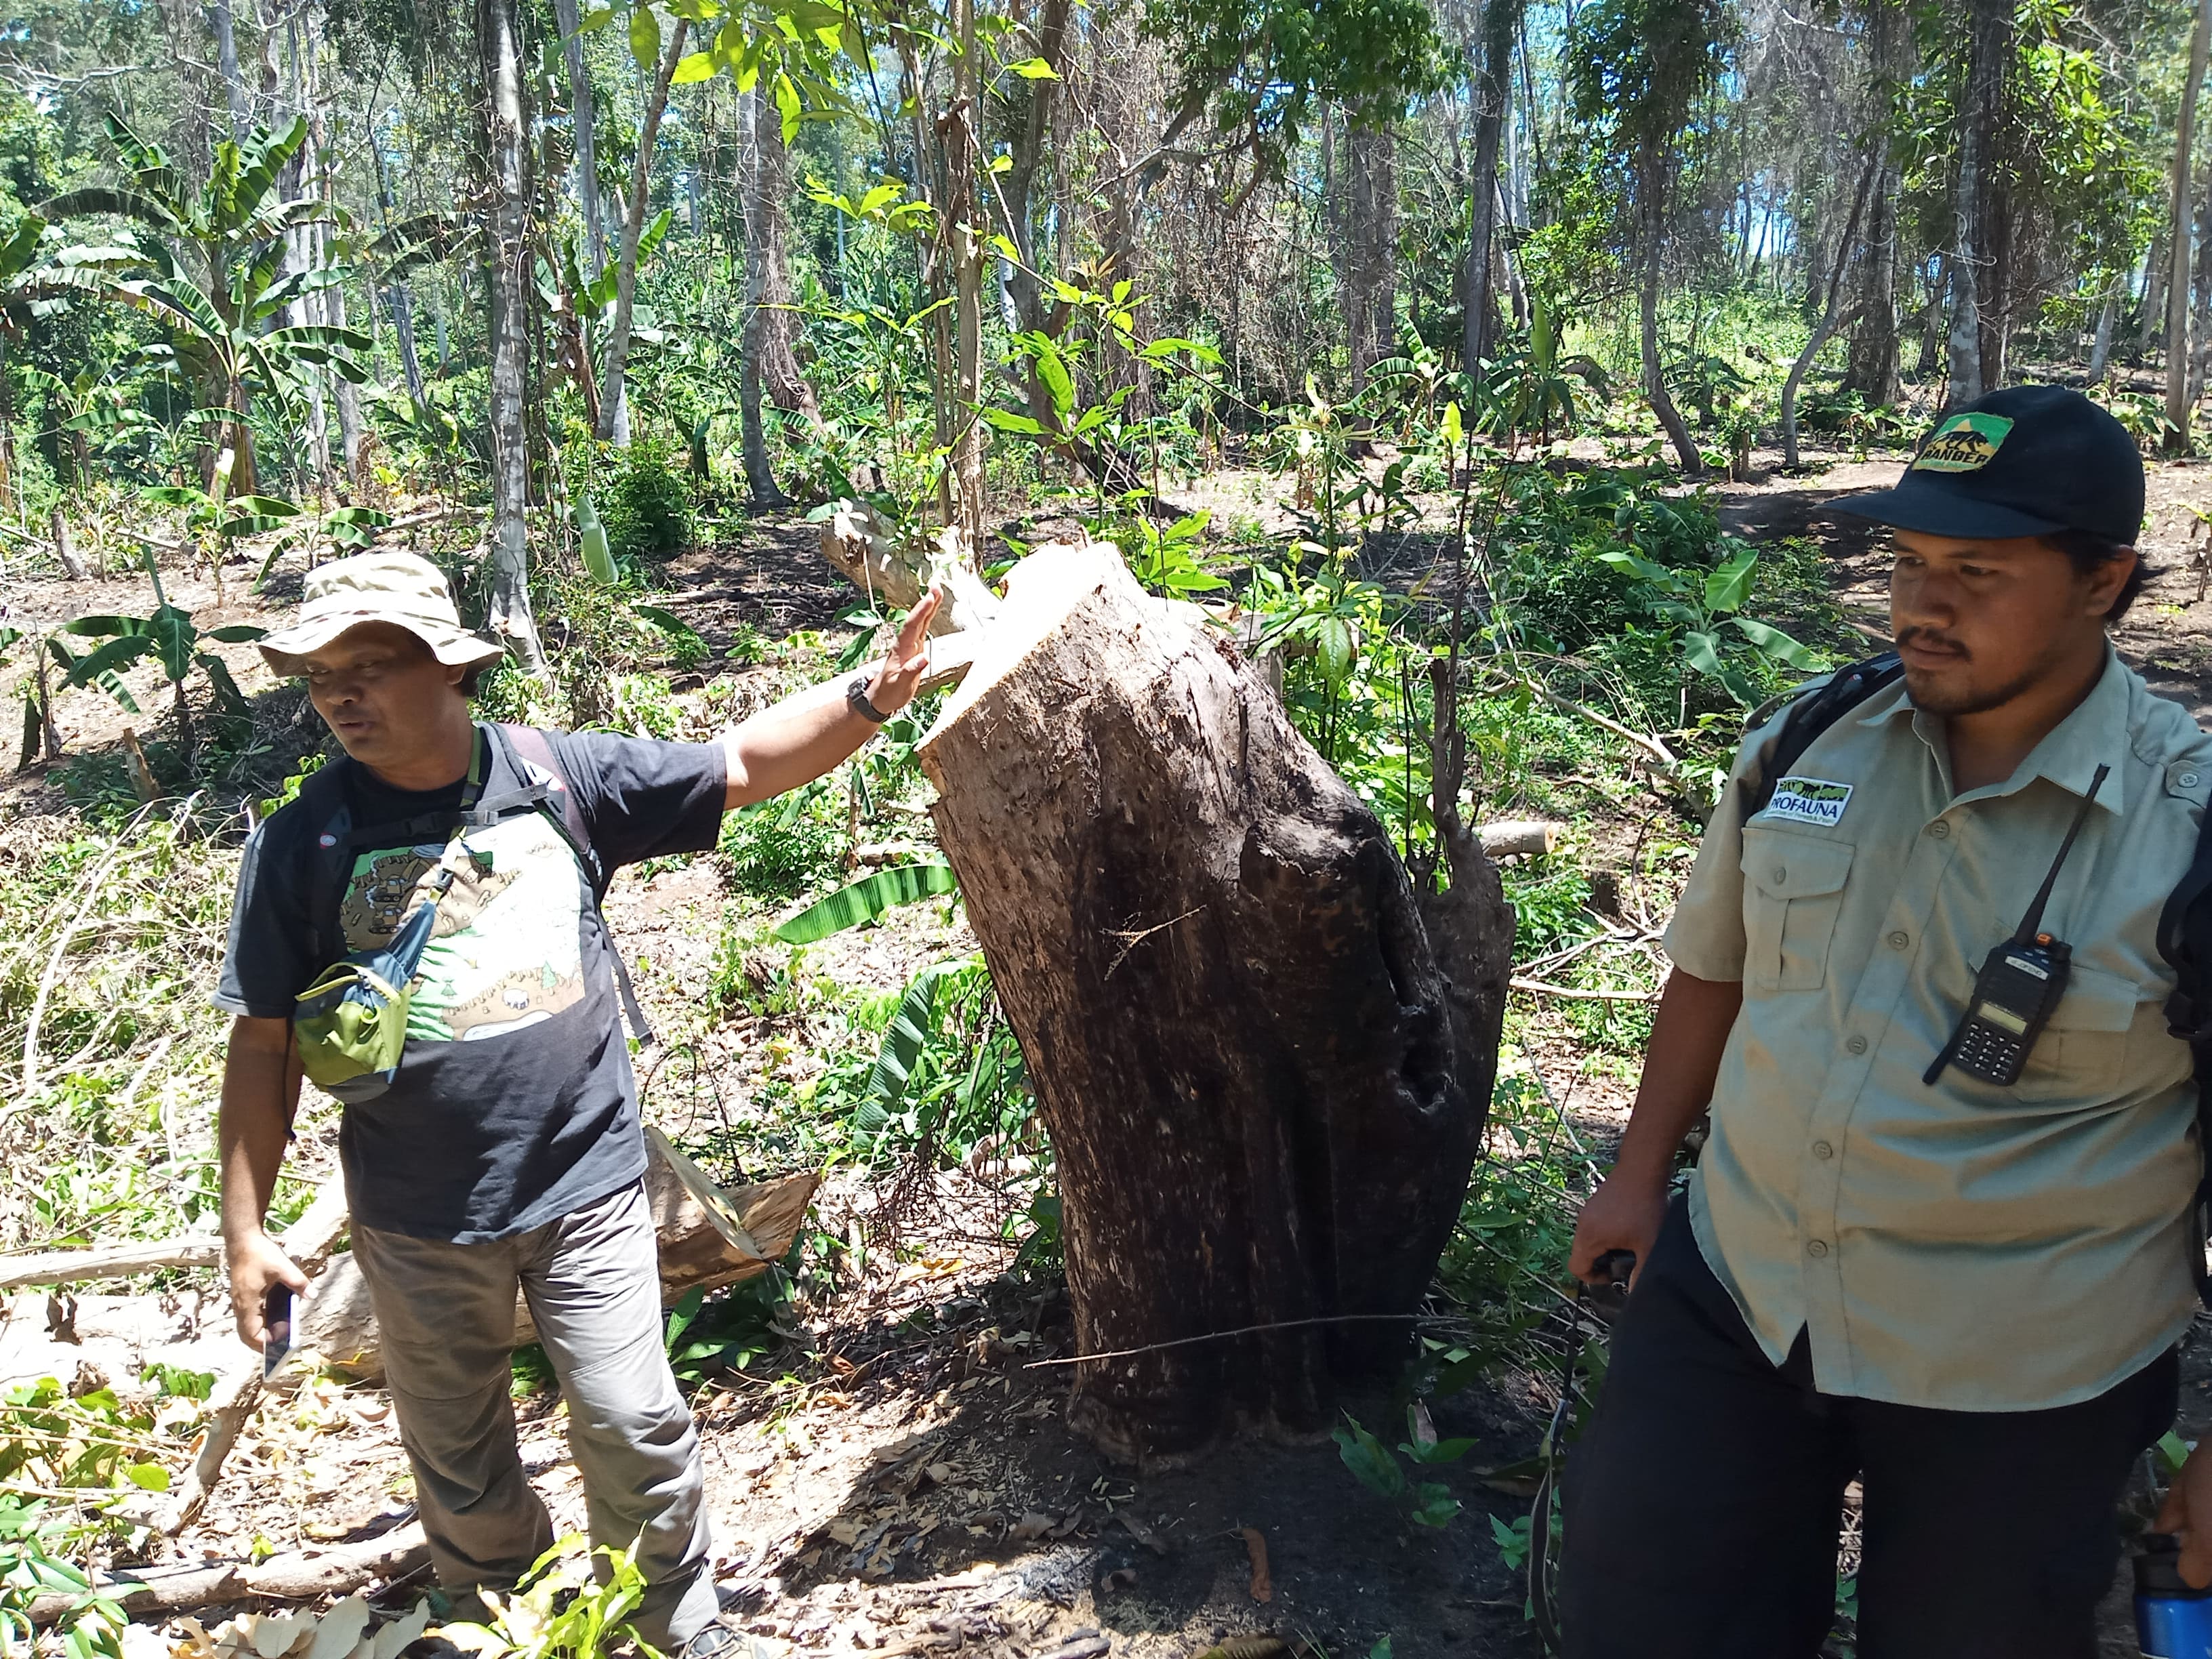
1477, 819, 1564, 859
161, 1183, 352, 1536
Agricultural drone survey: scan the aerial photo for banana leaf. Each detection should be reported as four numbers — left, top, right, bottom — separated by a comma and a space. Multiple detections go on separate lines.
773, 863, 958, 944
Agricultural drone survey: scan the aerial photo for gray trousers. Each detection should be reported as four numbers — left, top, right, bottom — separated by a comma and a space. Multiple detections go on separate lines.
351, 1182, 718, 1649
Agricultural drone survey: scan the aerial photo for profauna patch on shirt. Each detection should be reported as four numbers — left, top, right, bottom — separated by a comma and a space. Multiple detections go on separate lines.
1764, 776, 1853, 827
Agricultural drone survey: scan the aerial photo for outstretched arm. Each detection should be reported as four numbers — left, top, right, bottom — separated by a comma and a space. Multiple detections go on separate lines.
722, 588, 943, 811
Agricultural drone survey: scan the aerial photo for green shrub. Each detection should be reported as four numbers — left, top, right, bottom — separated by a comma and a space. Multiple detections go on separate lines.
600, 439, 694, 568
718, 781, 843, 901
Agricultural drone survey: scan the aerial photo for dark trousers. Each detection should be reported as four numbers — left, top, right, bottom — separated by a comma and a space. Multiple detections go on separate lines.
1559, 1198, 2177, 1659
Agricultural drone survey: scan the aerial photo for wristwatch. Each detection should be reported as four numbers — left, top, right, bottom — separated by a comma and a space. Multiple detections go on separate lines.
846, 674, 890, 723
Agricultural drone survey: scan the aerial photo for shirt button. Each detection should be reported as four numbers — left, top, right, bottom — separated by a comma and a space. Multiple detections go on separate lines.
1846, 1035, 1868, 1054
1887, 930, 1910, 950
2184, 772, 2202, 789
1929, 821, 1951, 840
1772, 865, 1788, 884
1807, 1239, 1830, 1258
1812, 1140, 1834, 1160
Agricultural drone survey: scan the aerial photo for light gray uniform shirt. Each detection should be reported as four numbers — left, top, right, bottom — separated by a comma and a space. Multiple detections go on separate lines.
1664, 647, 2212, 1410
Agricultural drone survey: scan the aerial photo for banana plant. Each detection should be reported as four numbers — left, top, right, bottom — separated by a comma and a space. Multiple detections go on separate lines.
59, 556, 266, 764
1595, 539, 1822, 707
41, 113, 368, 494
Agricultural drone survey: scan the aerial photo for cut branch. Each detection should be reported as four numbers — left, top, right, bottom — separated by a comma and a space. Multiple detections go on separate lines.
28, 1525, 429, 1623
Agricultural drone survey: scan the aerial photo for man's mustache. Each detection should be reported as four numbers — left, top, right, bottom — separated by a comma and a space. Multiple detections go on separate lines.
1896, 626, 1969, 659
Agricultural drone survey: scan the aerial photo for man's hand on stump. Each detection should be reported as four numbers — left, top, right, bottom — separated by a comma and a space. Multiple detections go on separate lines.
863, 586, 941, 717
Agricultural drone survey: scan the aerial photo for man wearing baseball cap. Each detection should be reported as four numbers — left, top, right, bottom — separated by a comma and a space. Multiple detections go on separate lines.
216, 550, 939, 1657
1559, 385, 2212, 1655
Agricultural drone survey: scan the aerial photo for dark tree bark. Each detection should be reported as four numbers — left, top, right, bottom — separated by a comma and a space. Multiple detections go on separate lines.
595, 16, 688, 445
1782, 154, 1878, 468
475, 0, 546, 670
1843, 0, 1903, 405
739, 87, 823, 506
1344, 125, 1397, 391
918, 545, 1512, 1467
552, 0, 605, 275
1462, 0, 1520, 371
1639, 173, 1702, 475
1947, 0, 2011, 405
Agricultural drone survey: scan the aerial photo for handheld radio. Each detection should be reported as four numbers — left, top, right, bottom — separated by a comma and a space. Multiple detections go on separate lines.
1924, 764, 2108, 1090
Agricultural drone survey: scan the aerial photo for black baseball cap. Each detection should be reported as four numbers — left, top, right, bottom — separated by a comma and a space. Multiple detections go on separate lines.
1834, 384, 2144, 546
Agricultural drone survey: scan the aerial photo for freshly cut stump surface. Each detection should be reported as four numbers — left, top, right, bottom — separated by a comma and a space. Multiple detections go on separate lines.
918, 544, 1509, 1465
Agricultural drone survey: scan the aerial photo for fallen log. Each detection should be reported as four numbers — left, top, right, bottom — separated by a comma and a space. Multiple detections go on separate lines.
916, 541, 1512, 1465
0, 1236, 224, 1293
298, 1143, 817, 1382
27, 1523, 429, 1624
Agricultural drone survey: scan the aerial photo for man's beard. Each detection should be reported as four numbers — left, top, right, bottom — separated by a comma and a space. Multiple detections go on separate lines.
1896, 630, 2065, 718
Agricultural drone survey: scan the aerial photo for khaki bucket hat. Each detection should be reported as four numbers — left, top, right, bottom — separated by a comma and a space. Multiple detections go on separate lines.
259, 550, 506, 676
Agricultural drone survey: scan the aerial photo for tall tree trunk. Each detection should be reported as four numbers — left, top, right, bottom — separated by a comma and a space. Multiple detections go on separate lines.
594, 18, 688, 445
475, 0, 546, 672
2169, 0, 2210, 445
2088, 282, 2118, 383
1843, 0, 1902, 405
1947, 0, 2010, 406
388, 285, 427, 404
1000, 0, 1071, 338
948, 0, 986, 547
1639, 169, 1701, 476
916, 544, 1510, 1467
162, 0, 213, 180
1344, 126, 1397, 393
1917, 255, 1948, 377
1782, 154, 1879, 468
300, 18, 362, 478
1462, 0, 1519, 371
552, 0, 605, 276
750, 88, 819, 429
739, 89, 786, 506
209, 0, 252, 138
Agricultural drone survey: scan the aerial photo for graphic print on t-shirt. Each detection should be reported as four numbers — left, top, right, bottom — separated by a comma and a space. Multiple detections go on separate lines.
339, 811, 585, 1043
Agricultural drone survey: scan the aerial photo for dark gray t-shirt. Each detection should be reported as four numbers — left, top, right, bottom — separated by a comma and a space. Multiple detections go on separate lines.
216, 726, 726, 1243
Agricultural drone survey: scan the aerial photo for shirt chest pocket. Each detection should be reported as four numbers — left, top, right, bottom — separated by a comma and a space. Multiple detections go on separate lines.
1740, 825, 1856, 993
2013, 964, 2144, 1101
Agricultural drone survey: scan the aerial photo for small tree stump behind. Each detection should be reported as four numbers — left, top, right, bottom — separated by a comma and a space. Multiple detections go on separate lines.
918, 545, 1511, 1465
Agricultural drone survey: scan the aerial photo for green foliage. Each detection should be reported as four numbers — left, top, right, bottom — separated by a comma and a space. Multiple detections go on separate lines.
811, 953, 1035, 1164
771, 863, 958, 943
597, 439, 694, 568
1333, 1407, 1471, 1530
662, 1269, 800, 1387
718, 783, 844, 901
0, 1498, 132, 1659
1139, 0, 1447, 165
448, 1537, 659, 1659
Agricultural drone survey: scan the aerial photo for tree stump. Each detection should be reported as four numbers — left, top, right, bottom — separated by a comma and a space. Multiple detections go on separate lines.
917, 544, 1513, 1465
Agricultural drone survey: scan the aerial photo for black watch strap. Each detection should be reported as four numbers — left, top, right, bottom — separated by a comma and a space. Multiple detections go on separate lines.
846, 675, 890, 723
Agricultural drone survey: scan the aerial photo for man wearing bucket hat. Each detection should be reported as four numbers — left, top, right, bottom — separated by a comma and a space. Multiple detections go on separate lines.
1557, 385, 2212, 1656
215, 550, 941, 1657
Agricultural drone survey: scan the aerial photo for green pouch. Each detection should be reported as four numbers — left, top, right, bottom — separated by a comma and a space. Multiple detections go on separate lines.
293, 907, 433, 1104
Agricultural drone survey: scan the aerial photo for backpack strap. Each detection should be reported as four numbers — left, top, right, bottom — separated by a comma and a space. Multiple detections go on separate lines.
493, 724, 656, 1048
2156, 800, 2212, 1307
1736, 651, 1904, 825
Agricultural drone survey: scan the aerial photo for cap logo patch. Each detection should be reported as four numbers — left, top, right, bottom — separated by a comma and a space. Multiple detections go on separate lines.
1912, 411, 2014, 473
